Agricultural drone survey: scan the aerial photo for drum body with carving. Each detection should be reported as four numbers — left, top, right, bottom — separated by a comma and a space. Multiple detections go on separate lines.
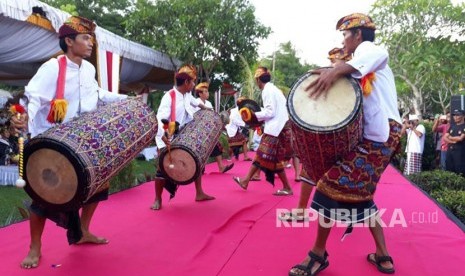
159, 110, 223, 185
24, 99, 158, 211
287, 72, 363, 184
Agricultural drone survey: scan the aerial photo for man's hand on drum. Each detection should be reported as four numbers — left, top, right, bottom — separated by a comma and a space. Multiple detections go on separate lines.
10, 113, 28, 135
305, 68, 338, 100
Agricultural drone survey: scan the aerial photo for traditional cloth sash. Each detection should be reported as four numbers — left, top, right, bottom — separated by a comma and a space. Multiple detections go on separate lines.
46, 56, 68, 124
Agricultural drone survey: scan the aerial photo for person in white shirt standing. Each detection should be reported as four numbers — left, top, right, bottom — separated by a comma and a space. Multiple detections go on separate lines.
402, 114, 425, 175
225, 106, 253, 161
10, 16, 127, 269
151, 65, 214, 211
232, 67, 293, 196
289, 13, 401, 275
194, 82, 234, 174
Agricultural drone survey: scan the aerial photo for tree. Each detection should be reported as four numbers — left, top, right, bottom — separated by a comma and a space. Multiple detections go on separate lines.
125, 0, 270, 83
258, 41, 317, 94
372, 0, 465, 116
42, 0, 132, 36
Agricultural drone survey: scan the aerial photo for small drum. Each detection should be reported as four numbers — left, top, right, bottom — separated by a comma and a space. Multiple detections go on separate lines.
287, 72, 363, 183
237, 98, 261, 127
159, 109, 223, 185
24, 99, 157, 211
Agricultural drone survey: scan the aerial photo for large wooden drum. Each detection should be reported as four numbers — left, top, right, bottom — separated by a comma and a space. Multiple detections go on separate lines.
24, 99, 157, 211
159, 109, 223, 185
287, 72, 363, 184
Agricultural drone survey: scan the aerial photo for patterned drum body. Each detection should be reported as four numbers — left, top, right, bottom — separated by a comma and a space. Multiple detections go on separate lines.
159, 110, 223, 185
24, 99, 158, 211
287, 72, 363, 183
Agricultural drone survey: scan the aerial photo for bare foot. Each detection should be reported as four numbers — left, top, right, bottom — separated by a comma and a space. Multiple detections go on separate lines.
150, 199, 162, 210
195, 194, 215, 201
20, 247, 41, 269
76, 232, 109, 245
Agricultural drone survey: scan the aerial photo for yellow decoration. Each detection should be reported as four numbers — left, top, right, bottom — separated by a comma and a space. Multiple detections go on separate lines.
361, 73, 376, 96
168, 121, 176, 136
26, 14, 55, 31
16, 137, 26, 188
47, 99, 68, 124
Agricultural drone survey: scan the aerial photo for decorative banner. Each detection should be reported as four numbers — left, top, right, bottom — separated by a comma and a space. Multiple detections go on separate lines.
97, 48, 120, 93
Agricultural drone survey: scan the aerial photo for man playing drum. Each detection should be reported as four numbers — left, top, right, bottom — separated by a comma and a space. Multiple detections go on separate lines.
194, 82, 234, 174
289, 13, 402, 275
281, 47, 352, 222
151, 65, 214, 211
232, 67, 293, 196
225, 106, 253, 161
11, 16, 128, 269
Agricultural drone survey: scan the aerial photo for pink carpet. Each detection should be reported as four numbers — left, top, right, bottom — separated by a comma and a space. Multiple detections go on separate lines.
1, 154, 464, 275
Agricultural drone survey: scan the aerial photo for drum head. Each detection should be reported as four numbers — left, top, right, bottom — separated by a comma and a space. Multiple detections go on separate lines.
161, 147, 198, 185
26, 148, 78, 205
287, 72, 362, 132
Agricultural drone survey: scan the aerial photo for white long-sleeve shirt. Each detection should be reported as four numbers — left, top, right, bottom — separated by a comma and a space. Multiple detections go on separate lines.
225, 107, 246, 137
194, 98, 213, 112
347, 41, 401, 142
23, 55, 127, 137
255, 82, 289, 137
155, 87, 200, 149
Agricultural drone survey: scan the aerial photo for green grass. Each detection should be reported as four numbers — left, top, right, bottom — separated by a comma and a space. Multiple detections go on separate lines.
0, 186, 29, 227
0, 159, 157, 228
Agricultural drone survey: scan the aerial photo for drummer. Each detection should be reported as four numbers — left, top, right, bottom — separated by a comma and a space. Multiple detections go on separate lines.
194, 82, 234, 174
232, 67, 293, 196
225, 105, 253, 161
289, 13, 402, 275
281, 47, 353, 222
150, 65, 214, 211
10, 16, 127, 269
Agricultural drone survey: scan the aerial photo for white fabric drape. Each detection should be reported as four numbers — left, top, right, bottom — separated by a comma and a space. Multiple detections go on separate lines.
0, 0, 181, 88
0, 15, 60, 63
0, 0, 181, 70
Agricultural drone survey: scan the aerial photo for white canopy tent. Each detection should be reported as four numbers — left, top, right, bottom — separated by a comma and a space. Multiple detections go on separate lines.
0, 0, 181, 92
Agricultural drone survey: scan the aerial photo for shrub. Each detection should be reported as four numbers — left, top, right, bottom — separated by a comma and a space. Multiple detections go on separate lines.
431, 189, 465, 223
407, 170, 465, 193
408, 170, 465, 224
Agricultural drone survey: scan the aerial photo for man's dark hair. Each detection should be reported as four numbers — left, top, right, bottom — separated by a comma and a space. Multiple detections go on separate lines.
350, 27, 375, 42
258, 74, 271, 83
59, 34, 77, 53
175, 77, 190, 87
